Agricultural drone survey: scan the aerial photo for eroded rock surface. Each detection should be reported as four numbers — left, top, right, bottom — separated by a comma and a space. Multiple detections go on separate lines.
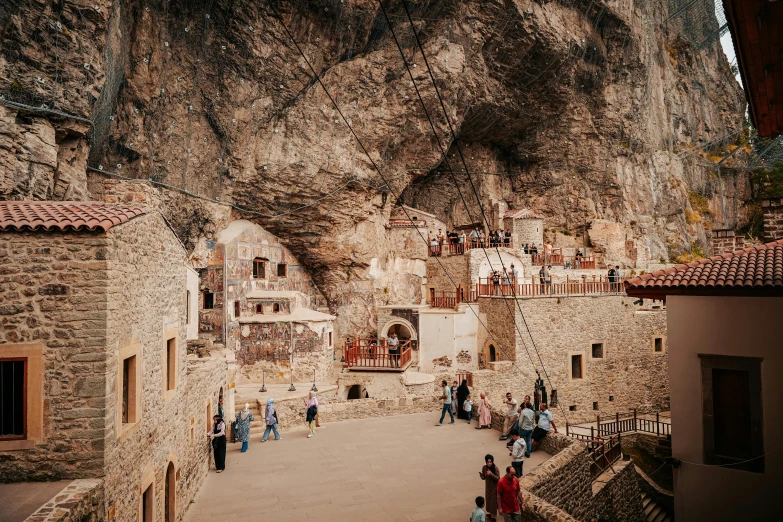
1, 0, 746, 334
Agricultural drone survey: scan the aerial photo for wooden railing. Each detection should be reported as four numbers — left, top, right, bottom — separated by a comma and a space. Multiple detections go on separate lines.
343, 338, 414, 370
596, 410, 671, 438
589, 433, 623, 479
429, 287, 479, 308
428, 238, 514, 256
476, 275, 632, 297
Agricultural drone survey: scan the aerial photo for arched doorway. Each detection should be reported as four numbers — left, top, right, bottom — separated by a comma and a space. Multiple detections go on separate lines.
165, 462, 176, 522
380, 318, 418, 366
481, 340, 498, 369
347, 384, 368, 400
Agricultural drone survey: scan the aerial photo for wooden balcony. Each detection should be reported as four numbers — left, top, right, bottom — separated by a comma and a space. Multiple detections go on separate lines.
476, 275, 632, 298
428, 238, 514, 257
343, 338, 415, 372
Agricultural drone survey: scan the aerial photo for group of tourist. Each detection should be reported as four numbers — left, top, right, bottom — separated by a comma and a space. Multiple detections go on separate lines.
428, 228, 513, 256
487, 264, 519, 294
436, 383, 557, 522
206, 390, 322, 473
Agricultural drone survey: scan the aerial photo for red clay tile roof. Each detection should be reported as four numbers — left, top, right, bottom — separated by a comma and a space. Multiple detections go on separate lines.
625, 239, 783, 299
0, 201, 147, 233
503, 208, 542, 220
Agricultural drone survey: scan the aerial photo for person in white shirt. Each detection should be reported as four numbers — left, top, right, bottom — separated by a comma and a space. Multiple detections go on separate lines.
510, 430, 526, 478
531, 403, 557, 451
499, 393, 518, 440
464, 395, 474, 424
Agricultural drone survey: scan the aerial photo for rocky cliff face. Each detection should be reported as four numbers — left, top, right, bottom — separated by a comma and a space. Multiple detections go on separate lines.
1, 0, 745, 333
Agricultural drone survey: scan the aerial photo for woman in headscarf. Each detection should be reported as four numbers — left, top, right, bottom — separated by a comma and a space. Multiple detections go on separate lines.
207, 414, 227, 473
456, 379, 470, 420
479, 454, 501, 522
476, 392, 492, 429
261, 398, 281, 442
235, 403, 254, 452
304, 391, 318, 438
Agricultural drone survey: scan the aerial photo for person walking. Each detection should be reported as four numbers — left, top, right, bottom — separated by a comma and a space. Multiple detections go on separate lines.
207, 414, 227, 473
235, 403, 254, 452
457, 379, 470, 420
304, 391, 318, 438
479, 454, 501, 522
499, 392, 518, 441
477, 392, 492, 429
437, 380, 455, 425
497, 466, 525, 522
518, 402, 535, 458
510, 430, 526, 478
464, 394, 474, 424
261, 398, 281, 442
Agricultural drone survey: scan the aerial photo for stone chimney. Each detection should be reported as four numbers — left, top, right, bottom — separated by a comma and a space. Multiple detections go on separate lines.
762, 197, 783, 242
711, 228, 743, 255
87, 173, 160, 207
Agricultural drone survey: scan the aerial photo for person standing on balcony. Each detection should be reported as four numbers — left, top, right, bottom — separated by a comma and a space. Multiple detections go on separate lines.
387, 332, 399, 368
538, 266, 546, 295
614, 265, 622, 291
504, 229, 511, 247
460, 230, 467, 250
477, 392, 492, 429
607, 266, 617, 292
479, 454, 500, 522
457, 379, 470, 420
437, 380, 455, 425
545, 265, 552, 293
499, 392, 518, 441
509, 264, 518, 285
470, 227, 479, 248
492, 271, 501, 295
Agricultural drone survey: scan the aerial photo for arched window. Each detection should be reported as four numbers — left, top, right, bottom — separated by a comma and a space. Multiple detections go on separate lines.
489, 344, 497, 362
273, 303, 280, 313
165, 462, 176, 522
255, 304, 263, 314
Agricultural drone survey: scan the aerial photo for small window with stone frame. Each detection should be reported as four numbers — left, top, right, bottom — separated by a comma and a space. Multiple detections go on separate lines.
591, 342, 604, 359
0, 359, 26, 439
277, 263, 288, 277
273, 303, 280, 313
550, 389, 558, 407
255, 304, 263, 314
653, 336, 665, 354
570, 354, 584, 380
253, 258, 267, 279
203, 292, 214, 310
234, 300, 240, 319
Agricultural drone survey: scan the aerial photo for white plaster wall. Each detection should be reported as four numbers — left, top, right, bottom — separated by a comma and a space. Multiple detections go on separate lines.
473, 250, 526, 281
186, 266, 199, 340
418, 305, 479, 372
668, 295, 783, 522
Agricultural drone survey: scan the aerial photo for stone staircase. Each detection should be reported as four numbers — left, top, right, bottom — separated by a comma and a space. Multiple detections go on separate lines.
641, 492, 673, 522
655, 435, 672, 458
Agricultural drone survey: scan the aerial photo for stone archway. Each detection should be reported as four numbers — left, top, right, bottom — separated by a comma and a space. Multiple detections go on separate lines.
380, 318, 417, 340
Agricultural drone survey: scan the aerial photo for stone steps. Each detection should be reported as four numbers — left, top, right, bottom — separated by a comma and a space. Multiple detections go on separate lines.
641, 492, 672, 522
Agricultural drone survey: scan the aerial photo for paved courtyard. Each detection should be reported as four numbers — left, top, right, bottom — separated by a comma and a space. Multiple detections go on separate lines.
185, 411, 551, 522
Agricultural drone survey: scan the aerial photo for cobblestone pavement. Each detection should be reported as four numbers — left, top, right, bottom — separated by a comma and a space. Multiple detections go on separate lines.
185, 411, 551, 522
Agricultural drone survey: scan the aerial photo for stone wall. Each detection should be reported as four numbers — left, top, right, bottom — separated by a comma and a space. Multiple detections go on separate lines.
102, 212, 227, 522
474, 295, 669, 425
762, 197, 783, 242
426, 254, 469, 295
24, 479, 104, 522
0, 230, 110, 481
507, 217, 544, 251
590, 462, 645, 522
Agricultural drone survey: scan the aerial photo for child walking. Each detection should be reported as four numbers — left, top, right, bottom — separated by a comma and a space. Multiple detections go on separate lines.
464, 394, 474, 424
